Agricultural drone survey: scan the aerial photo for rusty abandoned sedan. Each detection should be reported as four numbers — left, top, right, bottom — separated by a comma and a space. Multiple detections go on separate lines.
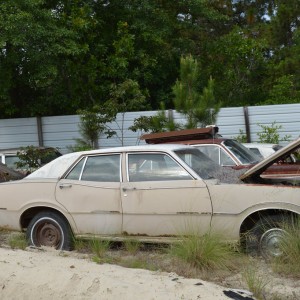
0, 142, 299, 257
141, 127, 300, 182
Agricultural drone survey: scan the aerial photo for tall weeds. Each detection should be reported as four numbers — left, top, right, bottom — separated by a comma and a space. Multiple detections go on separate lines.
88, 239, 111, 263
242, 265, 269, 300
169, 233, 235, 271
123, 238, 141, 254
273, 217, 300, 276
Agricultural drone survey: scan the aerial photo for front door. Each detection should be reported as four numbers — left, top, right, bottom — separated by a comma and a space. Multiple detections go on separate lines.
121, 152, 212, 237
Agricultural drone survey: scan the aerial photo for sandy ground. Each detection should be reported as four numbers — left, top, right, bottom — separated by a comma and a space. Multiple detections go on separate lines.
0, 247, 256, 300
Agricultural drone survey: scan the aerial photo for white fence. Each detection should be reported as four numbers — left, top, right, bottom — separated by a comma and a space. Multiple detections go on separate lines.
0, 104, 300, 153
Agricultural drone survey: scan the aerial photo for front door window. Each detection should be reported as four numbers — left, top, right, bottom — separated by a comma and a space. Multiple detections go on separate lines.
127, 153, 192, 182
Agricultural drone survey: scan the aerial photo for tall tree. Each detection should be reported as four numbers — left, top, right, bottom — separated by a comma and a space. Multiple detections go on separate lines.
173, 55, 220, 128
0, 0, 84, 117
1, 0, 300, 119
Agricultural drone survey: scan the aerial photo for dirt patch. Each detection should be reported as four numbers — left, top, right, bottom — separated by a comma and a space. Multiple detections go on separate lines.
0, 231, 299, 300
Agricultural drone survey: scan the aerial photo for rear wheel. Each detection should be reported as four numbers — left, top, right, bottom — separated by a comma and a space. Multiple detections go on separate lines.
245, 215, 287, 258
27, 211, 73, 250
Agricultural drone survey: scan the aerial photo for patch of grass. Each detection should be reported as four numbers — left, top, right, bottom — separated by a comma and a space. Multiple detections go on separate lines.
123, 238, 141, 254
8, 233, 27, 250
73, 238, 89, 252
88, 238, 111, 263
242, 265, 269, 300
273, 217, 300, 276
168, 233, 236, 271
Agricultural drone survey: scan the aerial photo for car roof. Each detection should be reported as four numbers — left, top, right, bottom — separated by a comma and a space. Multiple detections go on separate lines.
26, 144, 195, 179
79, 144, 194, 154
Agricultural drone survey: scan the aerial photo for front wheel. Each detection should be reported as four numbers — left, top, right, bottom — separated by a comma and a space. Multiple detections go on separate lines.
245, 215, 287, 258
27, 211, 73, 250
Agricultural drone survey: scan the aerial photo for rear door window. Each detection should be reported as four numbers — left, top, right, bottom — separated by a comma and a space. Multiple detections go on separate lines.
66, 154, 121, 182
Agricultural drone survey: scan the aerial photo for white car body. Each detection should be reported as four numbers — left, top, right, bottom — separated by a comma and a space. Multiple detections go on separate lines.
243, 143, 282, 159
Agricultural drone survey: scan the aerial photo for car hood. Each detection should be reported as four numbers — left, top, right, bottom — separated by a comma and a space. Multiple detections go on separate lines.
240, 137, 300, 181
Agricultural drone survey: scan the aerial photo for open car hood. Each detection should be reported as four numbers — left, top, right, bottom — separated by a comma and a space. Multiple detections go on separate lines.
240, 137, 300, 181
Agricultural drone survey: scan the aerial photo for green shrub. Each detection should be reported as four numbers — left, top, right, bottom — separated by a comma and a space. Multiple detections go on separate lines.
257, 122, 291, 144
169, 233, 234, 271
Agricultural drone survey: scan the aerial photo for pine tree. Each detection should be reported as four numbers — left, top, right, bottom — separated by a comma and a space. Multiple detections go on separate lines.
173, 55, 220, 128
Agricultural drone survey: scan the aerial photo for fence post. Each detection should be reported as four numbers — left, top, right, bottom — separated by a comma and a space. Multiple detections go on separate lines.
36, 116, 44, 147
243, 106, 251, 143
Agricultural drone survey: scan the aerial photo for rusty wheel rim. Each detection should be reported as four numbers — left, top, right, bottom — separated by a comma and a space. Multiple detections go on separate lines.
35, 219, 62, 248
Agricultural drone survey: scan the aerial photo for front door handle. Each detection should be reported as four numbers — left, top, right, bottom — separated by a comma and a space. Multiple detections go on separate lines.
122, 187, 136, 192
59, 184, 72, 189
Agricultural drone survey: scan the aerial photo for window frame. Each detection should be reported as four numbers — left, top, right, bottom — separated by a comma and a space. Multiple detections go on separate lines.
125, 151, 194, 182
64, 153, 122, 182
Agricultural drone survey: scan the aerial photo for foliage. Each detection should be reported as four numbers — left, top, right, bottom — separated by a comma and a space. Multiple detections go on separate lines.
88, 239, 111, 264
242, 265, 269, 299
123, 238, 141, 255
8, 233, 27, 250
108, 79, 147, 113
108, 79, 148, 145
273, 217, 300, 276
263, 75, 300, 105
16, 146, 57, 173
256, 122, 291, 144
234, 122, 291, 144
70, 105, 116, 151
130, 103, 181, 134
173, 55, 220, 128
235, 129, 248, 143
0, 0, 85, 117
0, 1, 300, 118
72, 80, 148, 149
207, 26, 268, 107
169, 233, 234, 271
132, 54, 221, 134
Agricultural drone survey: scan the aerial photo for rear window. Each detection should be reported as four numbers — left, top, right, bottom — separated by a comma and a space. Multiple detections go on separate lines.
4, 155, 20, 169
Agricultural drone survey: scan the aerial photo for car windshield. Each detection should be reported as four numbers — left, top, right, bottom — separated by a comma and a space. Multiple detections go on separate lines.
174, 148, 243, 183
223, 140, 261, 165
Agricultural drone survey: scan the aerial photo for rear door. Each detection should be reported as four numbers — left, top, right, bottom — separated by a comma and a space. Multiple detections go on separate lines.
55, 153, 122, 235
